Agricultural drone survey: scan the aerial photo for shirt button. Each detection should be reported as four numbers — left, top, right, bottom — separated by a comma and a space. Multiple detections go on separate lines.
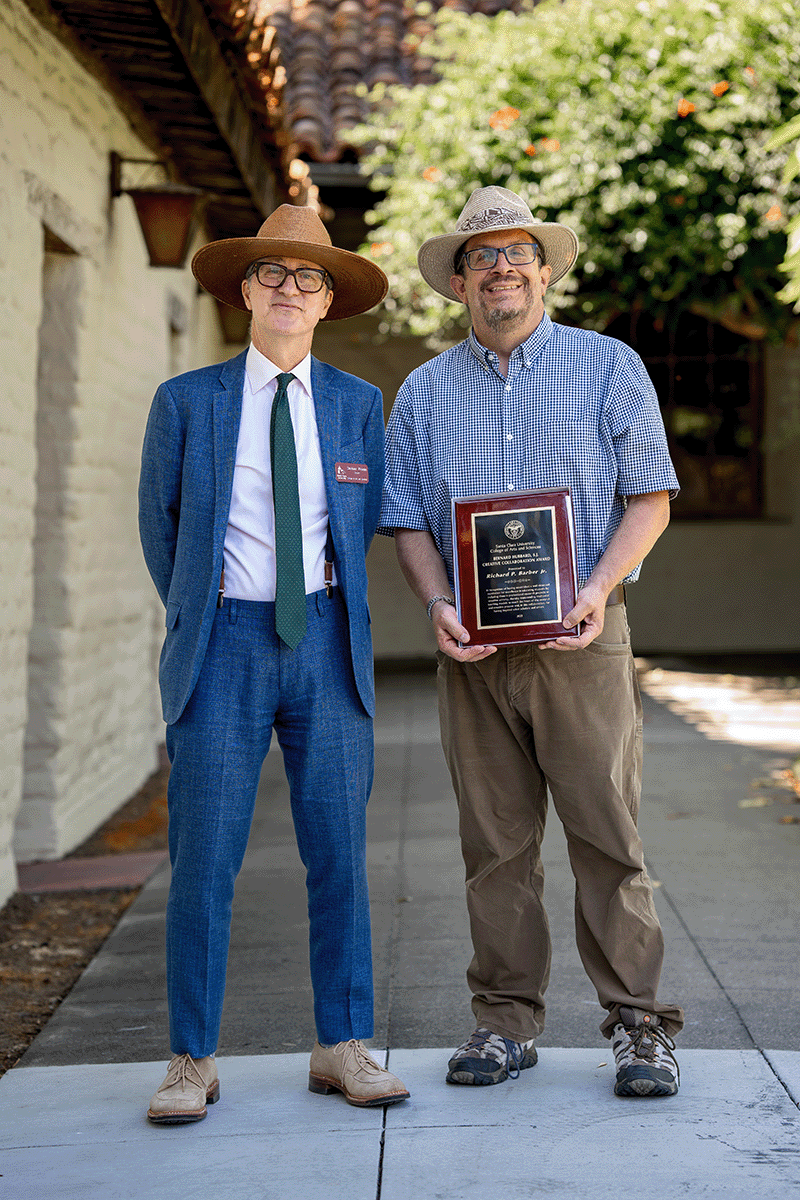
507, 484, 514, 491
505, 385, 511, 393
507, 433, 513, 441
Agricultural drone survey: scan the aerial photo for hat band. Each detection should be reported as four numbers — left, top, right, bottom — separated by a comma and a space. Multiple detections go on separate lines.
459, 206, 532, 233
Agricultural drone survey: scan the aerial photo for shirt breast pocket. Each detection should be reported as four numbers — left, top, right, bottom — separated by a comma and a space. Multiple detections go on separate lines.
541, 399, 586, 424
532, 401, 595, 464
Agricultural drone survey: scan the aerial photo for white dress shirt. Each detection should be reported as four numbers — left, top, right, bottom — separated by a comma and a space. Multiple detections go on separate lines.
223, 344, 333, 601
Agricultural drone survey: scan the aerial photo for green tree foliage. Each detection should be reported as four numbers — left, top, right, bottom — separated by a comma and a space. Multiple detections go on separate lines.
355, 0, 800, 344
765, 113, 800, 309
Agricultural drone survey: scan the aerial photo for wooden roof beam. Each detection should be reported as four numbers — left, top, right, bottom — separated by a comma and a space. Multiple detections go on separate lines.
151, 0, 279, 219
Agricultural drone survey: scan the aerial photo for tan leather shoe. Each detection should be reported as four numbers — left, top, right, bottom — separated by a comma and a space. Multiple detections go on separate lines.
147, 1054, 220, 1124
308, 1040, 410, 1107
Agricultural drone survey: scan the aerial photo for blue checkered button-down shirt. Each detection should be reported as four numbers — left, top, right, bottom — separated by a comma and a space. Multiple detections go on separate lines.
378, 312, 679, 587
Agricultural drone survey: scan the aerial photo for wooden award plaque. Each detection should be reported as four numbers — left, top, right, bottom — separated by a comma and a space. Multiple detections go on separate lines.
452, 487, 580, 647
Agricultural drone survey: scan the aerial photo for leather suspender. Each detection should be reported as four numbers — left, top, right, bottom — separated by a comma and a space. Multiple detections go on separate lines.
217, 524, 334, 608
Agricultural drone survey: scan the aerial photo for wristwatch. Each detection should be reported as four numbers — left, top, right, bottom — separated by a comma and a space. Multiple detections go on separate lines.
426, 594, 455, 621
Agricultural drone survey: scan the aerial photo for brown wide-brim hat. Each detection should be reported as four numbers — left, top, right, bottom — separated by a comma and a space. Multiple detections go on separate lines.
418, 185, 579, 301
192, 204, 388, 321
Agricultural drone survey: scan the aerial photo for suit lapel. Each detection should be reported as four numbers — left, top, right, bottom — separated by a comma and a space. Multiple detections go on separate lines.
311, 357, 342, 521
212, 350, 247, 553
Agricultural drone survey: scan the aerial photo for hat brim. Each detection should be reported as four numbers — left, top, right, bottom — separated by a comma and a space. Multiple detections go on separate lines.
417, 222, 579, 301
192, 237, 388, 321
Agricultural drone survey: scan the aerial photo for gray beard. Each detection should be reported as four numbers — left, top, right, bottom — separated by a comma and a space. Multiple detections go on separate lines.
479, 278, 531, 330
483, 304, 527, 331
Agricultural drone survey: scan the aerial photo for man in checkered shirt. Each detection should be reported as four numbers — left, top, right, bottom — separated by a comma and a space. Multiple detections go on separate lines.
379, 186, 684, 1099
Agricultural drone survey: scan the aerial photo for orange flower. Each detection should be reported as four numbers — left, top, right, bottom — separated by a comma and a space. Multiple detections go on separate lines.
744, 66, 757, 85
677, 99, 695, 118
669, 195, 686, 207
540, 137, 560, 152
711, 81, 730, 97
370, 242, 394, 257
765, 205, 782, 222
422, 166, 443, 183
524, 144, 537, 157
489, 106, 521, 131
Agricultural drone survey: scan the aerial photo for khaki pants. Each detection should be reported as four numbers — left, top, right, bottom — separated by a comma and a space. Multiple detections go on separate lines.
437, 605, 684, 1041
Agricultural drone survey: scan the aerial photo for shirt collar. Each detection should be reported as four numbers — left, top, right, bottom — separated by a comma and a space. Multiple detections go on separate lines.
245, 343, 313, 395
467, 310, 553, 371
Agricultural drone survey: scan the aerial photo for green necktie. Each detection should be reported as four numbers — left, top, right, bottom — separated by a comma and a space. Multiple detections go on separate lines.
270, 372, 307, 649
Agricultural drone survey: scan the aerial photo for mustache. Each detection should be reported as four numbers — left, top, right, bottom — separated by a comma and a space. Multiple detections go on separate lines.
479, 273, 530, 294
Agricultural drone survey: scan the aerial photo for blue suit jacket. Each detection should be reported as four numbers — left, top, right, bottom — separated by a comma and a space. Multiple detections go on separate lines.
138, 350, 384, 724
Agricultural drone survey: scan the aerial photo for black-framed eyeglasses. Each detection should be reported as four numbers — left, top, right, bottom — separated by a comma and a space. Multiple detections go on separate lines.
458, 242, 543, 272
248, 261, 332, 293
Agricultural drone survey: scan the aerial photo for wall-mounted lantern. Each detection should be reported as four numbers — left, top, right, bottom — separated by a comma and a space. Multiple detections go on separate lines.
110, 152, 206, 268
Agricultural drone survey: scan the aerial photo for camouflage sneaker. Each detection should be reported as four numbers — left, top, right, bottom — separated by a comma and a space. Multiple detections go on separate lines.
612, 1007, 680, 1097
446, 1027, 538, 1086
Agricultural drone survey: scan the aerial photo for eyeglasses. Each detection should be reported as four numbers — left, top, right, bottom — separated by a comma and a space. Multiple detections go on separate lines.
458, 242, 543, 272
249, 261, 332, 293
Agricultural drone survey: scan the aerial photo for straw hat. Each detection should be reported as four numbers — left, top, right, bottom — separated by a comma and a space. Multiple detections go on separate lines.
417, 186, 579, 301
191, 204, 388, 321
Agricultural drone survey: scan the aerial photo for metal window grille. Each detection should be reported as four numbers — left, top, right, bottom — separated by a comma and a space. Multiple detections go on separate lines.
606, 311, 764, 518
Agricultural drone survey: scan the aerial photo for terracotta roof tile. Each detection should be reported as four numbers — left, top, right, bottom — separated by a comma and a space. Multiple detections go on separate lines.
207, 0, 526, 167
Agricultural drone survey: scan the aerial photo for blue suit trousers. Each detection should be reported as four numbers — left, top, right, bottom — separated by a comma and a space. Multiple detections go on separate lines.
164, 587, 375, 1056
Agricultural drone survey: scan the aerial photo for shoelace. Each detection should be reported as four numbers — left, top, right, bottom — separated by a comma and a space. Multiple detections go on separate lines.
503, 1038, 525, 1080
337, 1040, 381, 1076
624, 1021, 680, 1083
460, 1029, 526, 1079
166, 1054, 205, 1092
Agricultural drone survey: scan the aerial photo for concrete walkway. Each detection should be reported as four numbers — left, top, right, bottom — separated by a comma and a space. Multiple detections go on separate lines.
2, 663, 799, 1198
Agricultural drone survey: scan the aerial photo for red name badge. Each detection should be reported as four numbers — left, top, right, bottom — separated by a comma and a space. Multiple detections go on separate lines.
335, 462, 369, 484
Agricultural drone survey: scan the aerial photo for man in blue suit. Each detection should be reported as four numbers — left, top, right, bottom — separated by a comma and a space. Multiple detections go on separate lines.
139, 204, 409, 1123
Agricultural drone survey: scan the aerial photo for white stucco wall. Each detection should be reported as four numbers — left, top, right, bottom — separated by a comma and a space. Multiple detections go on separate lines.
0, 0, 233, 903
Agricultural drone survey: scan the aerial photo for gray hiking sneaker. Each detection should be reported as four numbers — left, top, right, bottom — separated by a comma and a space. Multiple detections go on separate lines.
612, 1007, 680, 1097
446, 1027, 538, 1086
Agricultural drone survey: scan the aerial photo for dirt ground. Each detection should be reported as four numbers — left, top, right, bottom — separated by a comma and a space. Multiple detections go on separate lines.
0, 765, 169, 1076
